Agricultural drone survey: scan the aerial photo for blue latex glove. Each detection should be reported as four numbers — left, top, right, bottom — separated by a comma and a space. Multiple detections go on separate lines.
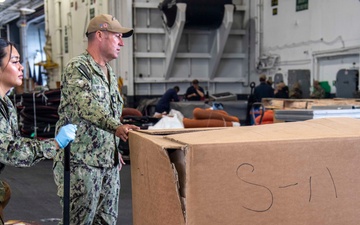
55, 124, 77, 149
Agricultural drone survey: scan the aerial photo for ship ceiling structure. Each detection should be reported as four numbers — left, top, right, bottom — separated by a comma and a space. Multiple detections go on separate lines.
0, 0, 44, 26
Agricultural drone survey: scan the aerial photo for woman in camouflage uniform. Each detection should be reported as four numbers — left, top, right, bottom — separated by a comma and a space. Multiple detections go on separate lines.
0, 38, 76, 224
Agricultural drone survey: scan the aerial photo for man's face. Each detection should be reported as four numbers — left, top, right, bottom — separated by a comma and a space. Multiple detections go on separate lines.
101, 31, 124, 60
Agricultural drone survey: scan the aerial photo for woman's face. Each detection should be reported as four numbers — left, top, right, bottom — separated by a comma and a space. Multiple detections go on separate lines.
0, 45, 24, 93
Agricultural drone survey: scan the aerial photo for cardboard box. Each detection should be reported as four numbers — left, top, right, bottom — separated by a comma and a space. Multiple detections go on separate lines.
129, 118, 360, 225
262, 97, 360, 110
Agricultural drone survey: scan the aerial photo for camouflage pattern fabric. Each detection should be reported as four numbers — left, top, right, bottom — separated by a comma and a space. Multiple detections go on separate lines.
0, 95, 57, 225
54, 51, 123, 224
54, 51, 122, 167
311, 87, 325, 99
0, 180, 10, 204
0, 180, 10, 224
53, 161, 120, 224
0, 95, 57, 166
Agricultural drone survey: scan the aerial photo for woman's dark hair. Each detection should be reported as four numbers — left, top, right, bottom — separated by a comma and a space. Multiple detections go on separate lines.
0, 38, 13, 69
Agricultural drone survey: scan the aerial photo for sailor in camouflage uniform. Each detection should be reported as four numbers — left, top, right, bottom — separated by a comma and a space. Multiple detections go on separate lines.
53, 14, 140, 224
0, 39, 76, 225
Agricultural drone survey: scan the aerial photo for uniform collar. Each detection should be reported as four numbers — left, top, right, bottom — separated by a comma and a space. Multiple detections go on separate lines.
84, 51, 109, 80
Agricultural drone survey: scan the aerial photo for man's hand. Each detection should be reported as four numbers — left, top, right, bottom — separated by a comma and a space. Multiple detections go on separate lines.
118, 153, 125, 171
115, 124, 140, 142
196, 89, 204, 97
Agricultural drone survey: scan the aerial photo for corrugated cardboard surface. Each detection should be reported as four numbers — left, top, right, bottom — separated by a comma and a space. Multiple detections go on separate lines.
129, 118, 360, 225
139, 127, 223, 135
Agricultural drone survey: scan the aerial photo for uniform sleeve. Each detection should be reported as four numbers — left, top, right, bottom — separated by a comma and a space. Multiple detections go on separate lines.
270, 88, 274, 97
185, 87, 192, 98
199, 87, 205, 94
172, 91, 180, 102
0, 116, 57, 167
62, 62, 121, 133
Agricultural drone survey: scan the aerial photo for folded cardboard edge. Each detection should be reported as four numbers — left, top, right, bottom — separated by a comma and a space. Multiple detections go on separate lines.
156, 117, 360, 145
137, 127, 224, 135
129, 131, 188, 225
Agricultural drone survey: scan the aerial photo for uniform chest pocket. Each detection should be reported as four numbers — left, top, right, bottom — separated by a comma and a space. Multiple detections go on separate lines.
93, 85, 108, 102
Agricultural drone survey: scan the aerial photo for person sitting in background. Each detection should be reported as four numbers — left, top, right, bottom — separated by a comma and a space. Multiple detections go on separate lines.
289, 81, 303, 99
310, 80, 325, 99
154, 86, 180, 117
0, 38, 76, 223
254, 74, 274, 102
267, 77, 274, 88
185, 79, 205, 101
267, 77, 275, 95
274, 82, 289, 98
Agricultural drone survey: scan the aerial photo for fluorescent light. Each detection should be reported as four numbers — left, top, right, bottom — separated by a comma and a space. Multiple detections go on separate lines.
0, 0, 5, 3
19, 7, 36, 13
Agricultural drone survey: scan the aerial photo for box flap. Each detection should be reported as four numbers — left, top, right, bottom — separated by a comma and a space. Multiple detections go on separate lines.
163, 117, 360, 145
138, 127, 223, 135
129, 131, 186, 225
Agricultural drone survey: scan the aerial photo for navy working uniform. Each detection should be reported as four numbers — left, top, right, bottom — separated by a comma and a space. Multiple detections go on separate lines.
185, 85, 204, 101
155, 87, 179, 114
254, 82, 274, 102
54, 51, 123, 224
0, 95, 59, 225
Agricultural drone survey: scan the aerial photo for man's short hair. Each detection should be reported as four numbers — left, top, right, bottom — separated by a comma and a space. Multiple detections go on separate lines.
192, 79, 199, 85
259, 74, 266, 82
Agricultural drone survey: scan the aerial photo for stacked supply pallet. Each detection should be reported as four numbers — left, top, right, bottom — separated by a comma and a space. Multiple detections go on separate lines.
11, 89, 61, 140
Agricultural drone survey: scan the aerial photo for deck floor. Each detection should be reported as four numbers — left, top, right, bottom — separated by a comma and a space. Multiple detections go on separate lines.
2, 160, 133, 225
